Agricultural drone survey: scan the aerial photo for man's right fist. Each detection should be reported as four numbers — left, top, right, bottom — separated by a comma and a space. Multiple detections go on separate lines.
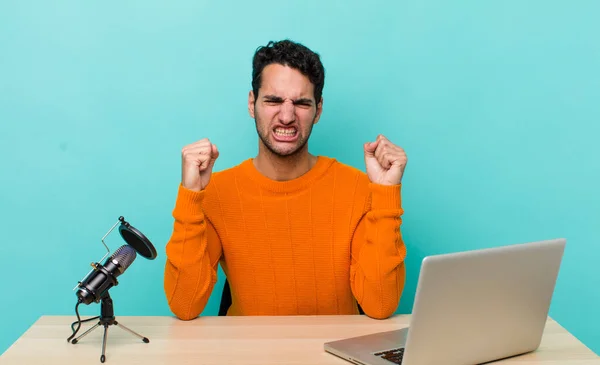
181, 138, 219, 191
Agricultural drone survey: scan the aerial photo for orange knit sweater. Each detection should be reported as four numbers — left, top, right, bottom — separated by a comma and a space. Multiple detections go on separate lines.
164, 156, 406, 320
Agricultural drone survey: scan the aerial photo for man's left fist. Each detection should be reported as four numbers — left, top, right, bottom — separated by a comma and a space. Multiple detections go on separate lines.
364, 134, 408, 186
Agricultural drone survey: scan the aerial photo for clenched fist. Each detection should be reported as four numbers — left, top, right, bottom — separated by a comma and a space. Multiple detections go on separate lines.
364, 134, 407, 186
181, 138, 220, 191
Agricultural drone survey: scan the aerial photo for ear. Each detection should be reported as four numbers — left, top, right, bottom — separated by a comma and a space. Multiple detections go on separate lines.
248, 90, 256, 118
313, 97, 323, 125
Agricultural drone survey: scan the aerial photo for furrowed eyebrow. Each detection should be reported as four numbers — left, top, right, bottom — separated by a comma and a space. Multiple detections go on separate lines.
263, 95, 314, 105
263, 95, 284, 102
293, 98, 313, 106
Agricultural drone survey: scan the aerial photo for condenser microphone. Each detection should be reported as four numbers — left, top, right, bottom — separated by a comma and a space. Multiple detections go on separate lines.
76, 245, 137, 305
68, 216, 158, 362
73, 216, 157, 305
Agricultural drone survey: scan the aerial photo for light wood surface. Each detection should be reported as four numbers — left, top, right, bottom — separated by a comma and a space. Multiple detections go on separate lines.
1, 315, 598, 364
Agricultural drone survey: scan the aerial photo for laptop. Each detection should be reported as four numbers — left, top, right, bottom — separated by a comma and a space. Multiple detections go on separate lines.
324, 238, 566, 365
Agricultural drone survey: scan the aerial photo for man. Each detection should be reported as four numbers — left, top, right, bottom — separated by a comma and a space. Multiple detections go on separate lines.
164, 40, 408, 320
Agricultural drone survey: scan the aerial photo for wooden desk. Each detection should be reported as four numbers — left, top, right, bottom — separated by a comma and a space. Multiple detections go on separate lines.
1, 315, 598, 364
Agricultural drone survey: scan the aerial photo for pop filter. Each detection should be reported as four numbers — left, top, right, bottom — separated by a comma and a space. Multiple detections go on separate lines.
117, 216, 157, 260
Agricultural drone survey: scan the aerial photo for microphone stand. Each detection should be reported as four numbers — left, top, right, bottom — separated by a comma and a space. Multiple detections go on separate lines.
70, 292, 149, 363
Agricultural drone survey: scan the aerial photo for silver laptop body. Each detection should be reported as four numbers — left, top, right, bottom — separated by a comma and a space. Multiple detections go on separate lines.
324, 238, 566, 365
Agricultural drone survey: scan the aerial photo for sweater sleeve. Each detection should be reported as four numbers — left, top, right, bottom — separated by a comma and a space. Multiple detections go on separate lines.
164, 184, 223, 320
350, 183, 407, 319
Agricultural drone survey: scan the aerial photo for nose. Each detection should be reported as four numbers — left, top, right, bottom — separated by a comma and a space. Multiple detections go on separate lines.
278, 100, 296, 124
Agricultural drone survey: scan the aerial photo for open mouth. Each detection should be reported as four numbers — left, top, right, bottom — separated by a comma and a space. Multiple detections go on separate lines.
272, 127, 298, 142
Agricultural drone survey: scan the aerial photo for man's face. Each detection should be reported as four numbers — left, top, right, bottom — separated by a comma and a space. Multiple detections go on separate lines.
248, 63, 322, 157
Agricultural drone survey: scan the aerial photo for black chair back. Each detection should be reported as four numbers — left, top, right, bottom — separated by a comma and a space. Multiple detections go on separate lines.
218, 279, 232, 316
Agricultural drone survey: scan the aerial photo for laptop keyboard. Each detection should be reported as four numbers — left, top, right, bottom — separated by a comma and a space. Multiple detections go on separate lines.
374, 348, 405, 364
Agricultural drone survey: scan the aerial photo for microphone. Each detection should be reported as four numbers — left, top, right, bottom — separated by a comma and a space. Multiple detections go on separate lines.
67, 216, 157, 361
76, 245, 137, 305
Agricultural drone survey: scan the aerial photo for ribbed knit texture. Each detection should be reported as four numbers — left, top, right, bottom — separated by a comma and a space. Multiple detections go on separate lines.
164, 156, 407, 320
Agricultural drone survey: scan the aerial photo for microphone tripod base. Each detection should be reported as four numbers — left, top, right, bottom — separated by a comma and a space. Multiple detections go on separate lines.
70, 294, 149, 363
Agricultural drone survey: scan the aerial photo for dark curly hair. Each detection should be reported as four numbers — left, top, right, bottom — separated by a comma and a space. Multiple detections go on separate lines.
251, 39, 325, 103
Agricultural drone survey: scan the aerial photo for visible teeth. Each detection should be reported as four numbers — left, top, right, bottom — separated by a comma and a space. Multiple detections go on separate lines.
274, 128, 296, 136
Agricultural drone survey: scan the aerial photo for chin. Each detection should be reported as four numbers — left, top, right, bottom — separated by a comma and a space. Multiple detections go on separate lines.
269, 143, 304, 157
273, 148, 300, 157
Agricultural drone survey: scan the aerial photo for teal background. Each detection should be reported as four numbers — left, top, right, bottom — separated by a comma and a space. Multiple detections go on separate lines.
1, 0, 599, 356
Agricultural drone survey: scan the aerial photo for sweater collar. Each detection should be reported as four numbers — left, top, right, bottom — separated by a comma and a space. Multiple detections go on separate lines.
239, 156, 335, 193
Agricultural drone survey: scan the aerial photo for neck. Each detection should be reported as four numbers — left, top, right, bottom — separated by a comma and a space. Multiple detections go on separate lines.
254, 143, 317, 181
